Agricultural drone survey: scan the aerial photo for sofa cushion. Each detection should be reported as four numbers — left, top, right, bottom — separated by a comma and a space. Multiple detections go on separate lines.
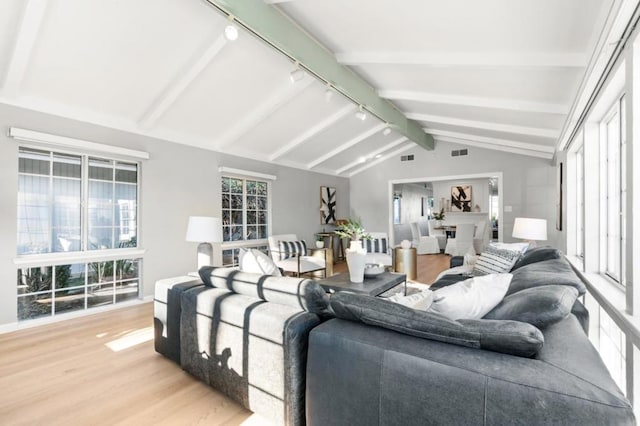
278, 240, 307, 260
330, 292, 544, 357
198, 266, 332, 316
511, 246, 563, 271
238, 248, 282, 276
472, 245, 521, 276
484, 285, 579, 328
428, 274, 512, 320
507, 258, 586, 296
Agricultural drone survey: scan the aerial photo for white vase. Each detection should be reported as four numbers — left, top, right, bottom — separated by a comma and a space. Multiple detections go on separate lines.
315, 240, 325, 249
346, 240, 367, 283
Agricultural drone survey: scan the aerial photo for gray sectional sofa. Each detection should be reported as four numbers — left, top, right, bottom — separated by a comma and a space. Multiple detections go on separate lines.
154, 248, 635, 425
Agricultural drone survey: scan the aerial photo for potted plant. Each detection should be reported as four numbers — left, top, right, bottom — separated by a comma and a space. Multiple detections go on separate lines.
334, 218, 372, 242
315, 234, 325, 249
433, 208, 445, 227
334, 218, 372, 283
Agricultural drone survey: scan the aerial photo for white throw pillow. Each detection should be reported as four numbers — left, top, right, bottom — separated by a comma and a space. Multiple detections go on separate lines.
488, 242, 530, 255
387, 290, 434, 310
239, 248, 282, 276
427, 273, 512, 320
473, 245, 522, 276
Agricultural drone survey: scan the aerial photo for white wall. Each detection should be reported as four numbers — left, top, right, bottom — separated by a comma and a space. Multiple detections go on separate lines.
0, 103, 349, 327
350, 140, 558, 248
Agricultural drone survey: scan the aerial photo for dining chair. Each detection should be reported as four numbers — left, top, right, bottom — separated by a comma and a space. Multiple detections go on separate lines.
444, 223, 476, 256
410, 222, 440, 254
427, 219, 446, 251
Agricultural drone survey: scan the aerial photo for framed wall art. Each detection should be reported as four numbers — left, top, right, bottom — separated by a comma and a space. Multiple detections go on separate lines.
451, 185, 472, 212
320, 186, 336, 224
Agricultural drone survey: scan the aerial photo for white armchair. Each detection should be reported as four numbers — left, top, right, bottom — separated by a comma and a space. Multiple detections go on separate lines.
268, 234, 327, 277
410, 222, 440, 254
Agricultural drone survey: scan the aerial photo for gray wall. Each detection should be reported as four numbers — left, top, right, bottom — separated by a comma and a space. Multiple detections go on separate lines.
0, 103, 348, 327
350, 140, 558, 248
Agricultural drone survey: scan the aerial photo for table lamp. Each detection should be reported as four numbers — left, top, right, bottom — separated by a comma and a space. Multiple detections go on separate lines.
186, 216, 222, 270
512, 217, 547, 248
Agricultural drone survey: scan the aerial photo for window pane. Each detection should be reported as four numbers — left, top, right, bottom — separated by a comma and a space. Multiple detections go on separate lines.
17, 175, 50, 254
52, 177, 82, 253
221, 176, 269, 242
17, 294, 52, 320
88, 283, 114, 308
88, 180, 114, 249
88, 261, 115, 284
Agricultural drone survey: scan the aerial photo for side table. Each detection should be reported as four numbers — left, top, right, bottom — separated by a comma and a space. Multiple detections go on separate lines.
394, 247, 417, 281
310, 247, 333, 277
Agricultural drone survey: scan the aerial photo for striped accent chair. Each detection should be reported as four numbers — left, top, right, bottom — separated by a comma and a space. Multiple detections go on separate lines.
268, 234, 326, 277
364, 232, 393, 266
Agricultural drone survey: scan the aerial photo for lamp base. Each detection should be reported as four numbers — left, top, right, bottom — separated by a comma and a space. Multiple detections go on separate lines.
196, 242, 213, 271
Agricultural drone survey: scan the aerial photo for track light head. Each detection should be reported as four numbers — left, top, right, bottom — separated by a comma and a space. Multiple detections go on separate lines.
324, 84, 334, 102
290, 63, 305, 83
382, 126, 391, 136
224, 24, 239, 41
224, 16, 239, 41
355, 105, 367, 121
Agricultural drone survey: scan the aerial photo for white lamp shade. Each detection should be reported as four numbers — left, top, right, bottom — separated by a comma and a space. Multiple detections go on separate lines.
512, 217, 547, 241
186, 216, 222, 243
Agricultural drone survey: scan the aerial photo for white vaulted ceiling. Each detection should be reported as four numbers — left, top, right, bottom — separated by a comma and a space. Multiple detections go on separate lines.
0, 0, 619, 175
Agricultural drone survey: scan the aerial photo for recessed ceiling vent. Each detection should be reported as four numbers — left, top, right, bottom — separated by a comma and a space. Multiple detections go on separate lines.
400, 154, 414, 161
451, 149, 469, 157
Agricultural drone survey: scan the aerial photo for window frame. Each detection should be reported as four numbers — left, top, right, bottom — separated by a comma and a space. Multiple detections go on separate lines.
17, 145, 142, 262
600, 97, 625, 284
220, 173, 273, 250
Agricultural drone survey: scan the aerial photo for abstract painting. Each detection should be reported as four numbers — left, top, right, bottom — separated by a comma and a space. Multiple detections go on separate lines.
320, 186, 336, 224
451, 185, 472, 212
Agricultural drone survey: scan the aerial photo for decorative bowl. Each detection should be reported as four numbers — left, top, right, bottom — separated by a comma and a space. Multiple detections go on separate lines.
364, 263, 385, 278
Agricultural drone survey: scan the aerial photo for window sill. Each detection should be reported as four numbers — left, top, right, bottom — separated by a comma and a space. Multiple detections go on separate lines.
14, 248, 146, 268
567, 255, 640, 347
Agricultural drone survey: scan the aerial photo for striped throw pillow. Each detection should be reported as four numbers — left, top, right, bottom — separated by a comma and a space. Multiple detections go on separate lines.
278, 240, 307, 260
364, 238, 388, 254
472, 246, 521, 276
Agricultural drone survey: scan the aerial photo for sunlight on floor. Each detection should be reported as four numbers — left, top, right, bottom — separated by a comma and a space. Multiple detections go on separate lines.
240, 412, 275, 426
105, 327, 153, 352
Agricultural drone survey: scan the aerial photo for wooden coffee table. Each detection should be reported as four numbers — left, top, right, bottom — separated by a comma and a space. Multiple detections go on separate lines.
317, 271, 407, 296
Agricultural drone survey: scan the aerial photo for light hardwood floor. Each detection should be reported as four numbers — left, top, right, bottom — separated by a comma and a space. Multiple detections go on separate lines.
0, 254, 451, 425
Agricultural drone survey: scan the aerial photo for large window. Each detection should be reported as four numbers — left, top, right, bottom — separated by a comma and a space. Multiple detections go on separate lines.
17, 147, 140, 321
221, 175, 270, 266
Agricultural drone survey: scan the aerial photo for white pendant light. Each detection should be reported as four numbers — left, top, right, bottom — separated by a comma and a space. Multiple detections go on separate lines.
355, 105, 367, 121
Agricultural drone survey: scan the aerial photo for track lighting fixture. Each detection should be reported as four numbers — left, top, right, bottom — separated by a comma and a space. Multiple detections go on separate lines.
224, 16, 239, 41
355, 105, 367, 121
290, 62, 305, 83
382, 125, 391, 136
324, 83, 334, 102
